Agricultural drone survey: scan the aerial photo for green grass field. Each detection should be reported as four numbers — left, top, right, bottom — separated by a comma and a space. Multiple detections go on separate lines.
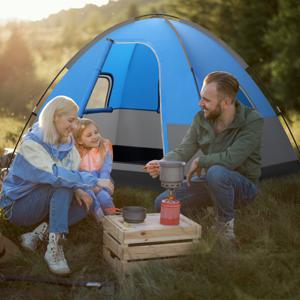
0, 115, 24, 154
0, 116, 299, 299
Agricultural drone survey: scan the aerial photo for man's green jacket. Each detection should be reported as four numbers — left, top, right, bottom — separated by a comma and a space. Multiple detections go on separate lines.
165, 102, 264, 183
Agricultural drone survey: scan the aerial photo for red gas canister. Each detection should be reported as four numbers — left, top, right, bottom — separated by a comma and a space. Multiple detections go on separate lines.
160, 198, 181, 225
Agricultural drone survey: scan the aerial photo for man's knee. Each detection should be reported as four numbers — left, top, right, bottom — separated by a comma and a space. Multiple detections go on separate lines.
206, 165, 231, 186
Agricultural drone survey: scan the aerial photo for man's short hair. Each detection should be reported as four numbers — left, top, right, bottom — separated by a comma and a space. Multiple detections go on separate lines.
203, 71, 239, 103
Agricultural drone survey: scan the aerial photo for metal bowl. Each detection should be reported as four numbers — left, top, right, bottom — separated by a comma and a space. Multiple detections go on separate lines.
122, 206, 147, 223
159, 160, 185, 188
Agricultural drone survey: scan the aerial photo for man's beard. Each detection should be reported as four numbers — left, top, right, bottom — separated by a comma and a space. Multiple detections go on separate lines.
204, 103, 222, 120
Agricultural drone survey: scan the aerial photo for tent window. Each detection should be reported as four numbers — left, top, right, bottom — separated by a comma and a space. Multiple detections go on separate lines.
86, 75, 112, 109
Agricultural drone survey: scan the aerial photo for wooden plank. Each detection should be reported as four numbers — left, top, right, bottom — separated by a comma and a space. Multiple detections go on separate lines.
103, 246, 183, 275
103, 231, 125, 259
124, 240, 200, 260
103, 214, 201, 244
103, 247, 126, 273
102, 215, 125, 242
103, 231, 200, 261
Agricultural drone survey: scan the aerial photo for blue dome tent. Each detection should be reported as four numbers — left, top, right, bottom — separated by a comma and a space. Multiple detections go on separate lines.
39, 14, 299, 187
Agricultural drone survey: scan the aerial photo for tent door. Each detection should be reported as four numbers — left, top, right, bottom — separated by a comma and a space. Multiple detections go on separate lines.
83, 41, 163, 168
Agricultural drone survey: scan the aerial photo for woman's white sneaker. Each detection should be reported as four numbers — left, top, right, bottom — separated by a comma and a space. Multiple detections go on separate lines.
20, 222, 48, 251
44, 233, 70, 276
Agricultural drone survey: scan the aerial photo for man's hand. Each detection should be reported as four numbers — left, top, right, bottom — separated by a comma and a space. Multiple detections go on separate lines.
97, 179, 114, 195
74, 189, 93, 211
186, 157, 201, 186
144, 160, 161, 178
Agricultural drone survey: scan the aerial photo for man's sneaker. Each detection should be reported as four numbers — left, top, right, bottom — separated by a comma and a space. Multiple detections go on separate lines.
20, 222, 48, 251
212, 218, 236, 241
44, 233, 70, 276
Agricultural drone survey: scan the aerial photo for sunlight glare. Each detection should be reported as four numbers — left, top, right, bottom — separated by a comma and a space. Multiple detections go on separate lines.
0, 0, 109, 21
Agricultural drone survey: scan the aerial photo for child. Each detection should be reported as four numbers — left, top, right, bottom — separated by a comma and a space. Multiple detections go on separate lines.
74, 118, 115, 222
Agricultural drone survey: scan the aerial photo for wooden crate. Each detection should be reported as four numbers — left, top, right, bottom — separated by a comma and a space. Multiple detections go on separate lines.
102, 213, 201, 274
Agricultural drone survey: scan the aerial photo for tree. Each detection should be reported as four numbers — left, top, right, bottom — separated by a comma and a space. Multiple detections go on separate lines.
0, 24, 44, 116
265, 0, 300, 112
127, 3, 139, 18
167, 0, 300, 113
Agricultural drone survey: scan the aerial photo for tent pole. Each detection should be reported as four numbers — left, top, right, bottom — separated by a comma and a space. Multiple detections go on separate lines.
276, 106, 300, 157
163, 17, 202, 101
135, 13, 181, 21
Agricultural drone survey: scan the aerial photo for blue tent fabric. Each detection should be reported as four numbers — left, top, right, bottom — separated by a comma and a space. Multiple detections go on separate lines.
102, 43, 159, 110
43, 16, 277, 153
45, 39, 112, 114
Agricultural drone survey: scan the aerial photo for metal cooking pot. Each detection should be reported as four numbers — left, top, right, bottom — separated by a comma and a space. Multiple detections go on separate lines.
122, 206, 147, 223
159, 160, 185, 188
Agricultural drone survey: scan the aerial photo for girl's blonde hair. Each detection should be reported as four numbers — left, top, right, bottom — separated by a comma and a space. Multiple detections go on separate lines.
74, 118, 106, 157
39, 95, 79, 144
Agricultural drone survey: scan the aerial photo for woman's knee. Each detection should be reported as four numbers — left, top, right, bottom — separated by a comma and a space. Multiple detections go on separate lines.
52, 187, 74, 202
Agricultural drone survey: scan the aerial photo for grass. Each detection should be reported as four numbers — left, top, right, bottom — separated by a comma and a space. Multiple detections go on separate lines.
0, 114, 24, 155
1, 174, 299, 299
0, 116, 299, 299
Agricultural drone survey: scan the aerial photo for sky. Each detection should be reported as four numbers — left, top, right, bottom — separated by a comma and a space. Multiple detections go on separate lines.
0, 0, 110, 21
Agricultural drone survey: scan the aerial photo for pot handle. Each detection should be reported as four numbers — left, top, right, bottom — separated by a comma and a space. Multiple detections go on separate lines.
104, 207, 122, 215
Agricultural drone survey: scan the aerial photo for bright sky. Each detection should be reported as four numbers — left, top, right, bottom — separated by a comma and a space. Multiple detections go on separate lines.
0, 0, 110, 21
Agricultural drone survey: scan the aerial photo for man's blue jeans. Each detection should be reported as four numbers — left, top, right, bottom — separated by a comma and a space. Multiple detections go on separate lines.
155, 165, 258, 222
5, 185, 88, 233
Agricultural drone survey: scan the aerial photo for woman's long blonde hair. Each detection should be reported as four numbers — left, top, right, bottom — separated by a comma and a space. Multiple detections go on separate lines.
39, 95, 79, 144
74, 118, 107, 158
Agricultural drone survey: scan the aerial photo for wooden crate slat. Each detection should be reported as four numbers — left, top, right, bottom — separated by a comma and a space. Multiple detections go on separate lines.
103, 231, 124, 259
125, 240, 200, 260
103, 214, 201, 244
103, 247, 182, 274
104, 231, 200, 261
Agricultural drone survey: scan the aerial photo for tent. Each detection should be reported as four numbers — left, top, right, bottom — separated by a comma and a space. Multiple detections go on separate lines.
41, 14, 299, 187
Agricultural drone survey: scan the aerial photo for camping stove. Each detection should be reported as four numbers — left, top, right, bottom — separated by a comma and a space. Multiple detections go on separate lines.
159, 161, 185, 225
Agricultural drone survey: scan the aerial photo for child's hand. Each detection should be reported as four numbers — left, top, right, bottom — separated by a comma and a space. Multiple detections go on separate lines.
93, 186, 102, 193
97, 179, 114, 194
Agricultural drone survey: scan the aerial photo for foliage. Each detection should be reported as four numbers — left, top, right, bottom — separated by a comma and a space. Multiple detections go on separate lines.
0, 115, 24, 153
0, 24, 45, 116
265, 0, 300, 112
0, 0, 299, 117
167, 0, 300, 114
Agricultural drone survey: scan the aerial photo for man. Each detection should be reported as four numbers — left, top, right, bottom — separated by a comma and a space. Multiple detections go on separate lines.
145, 71, 263, 241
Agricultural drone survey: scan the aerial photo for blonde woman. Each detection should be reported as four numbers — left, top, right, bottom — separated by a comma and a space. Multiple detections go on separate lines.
0, 96, 112, 275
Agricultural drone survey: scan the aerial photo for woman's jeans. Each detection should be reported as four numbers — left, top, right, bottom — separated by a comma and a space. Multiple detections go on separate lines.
5, 185, 88, 233
155, 165, 258, 222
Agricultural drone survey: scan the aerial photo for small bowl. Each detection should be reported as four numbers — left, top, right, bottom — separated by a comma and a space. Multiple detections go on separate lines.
122, 206, 147, 223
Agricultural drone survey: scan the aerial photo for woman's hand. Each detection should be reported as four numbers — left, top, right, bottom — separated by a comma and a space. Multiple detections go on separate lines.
74, 188, 93, 211
97, 179, 114, 195
186, 158, 201, 186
